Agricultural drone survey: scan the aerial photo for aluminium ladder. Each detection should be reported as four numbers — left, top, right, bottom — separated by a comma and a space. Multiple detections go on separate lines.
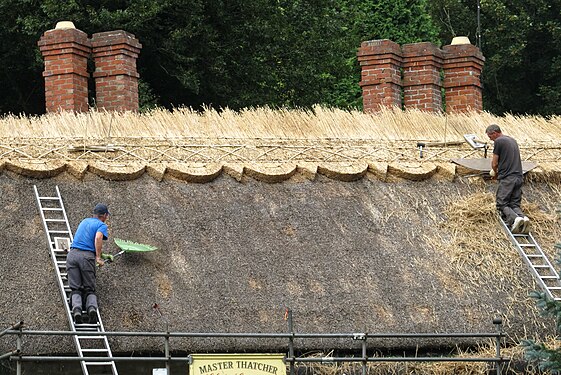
499, 215, 561, 301
34, 185, 118, 375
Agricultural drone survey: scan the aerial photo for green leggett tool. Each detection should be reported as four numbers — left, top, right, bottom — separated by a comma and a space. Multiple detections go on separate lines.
101, 238, 158, 262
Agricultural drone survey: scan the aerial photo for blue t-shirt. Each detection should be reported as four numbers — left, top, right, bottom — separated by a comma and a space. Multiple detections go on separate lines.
71, 217, 108, 252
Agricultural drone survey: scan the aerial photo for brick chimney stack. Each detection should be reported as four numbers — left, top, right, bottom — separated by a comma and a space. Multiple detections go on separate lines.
401, 42, 444, 112
358, 38, 485, 113
357, 40, 403, 112
38, 23, 142, 113
38, 22, 91, 113
442, 39, 485, 113
91, 30, 142, 112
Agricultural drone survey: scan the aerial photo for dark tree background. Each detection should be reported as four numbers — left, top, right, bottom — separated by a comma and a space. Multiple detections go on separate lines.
429, 0, 561, 115
0, 0, 559, 115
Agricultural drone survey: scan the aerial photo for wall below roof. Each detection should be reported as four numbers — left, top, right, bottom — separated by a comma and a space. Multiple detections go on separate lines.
0, 172, 557, 354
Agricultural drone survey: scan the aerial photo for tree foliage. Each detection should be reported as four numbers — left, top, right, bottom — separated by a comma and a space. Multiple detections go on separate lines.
429, 0, 561, 115
0, 0, 438, 114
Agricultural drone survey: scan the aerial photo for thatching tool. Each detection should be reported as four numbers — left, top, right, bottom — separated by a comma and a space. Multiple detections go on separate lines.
463, 134, 489, 158
417, 140, 464, 158
101, 238, 158, 263
417, 142, 425, 158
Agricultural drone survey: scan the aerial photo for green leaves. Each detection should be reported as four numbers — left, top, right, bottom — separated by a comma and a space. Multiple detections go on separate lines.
429, 0, 561, 115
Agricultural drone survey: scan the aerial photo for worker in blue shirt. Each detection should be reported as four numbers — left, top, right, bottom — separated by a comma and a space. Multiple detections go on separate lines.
67, 203, 109, 324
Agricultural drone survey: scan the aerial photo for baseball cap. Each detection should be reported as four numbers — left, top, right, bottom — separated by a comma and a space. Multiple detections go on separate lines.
93, 203, 110, 215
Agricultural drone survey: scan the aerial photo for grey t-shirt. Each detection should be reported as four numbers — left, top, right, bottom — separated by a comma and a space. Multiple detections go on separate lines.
493, 135, 523, 179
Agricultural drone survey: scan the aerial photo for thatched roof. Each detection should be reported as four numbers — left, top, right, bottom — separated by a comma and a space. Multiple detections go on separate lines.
1, 108, 560, 357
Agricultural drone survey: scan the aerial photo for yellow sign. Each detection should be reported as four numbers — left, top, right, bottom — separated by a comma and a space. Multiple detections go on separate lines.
189, 354, 286, 375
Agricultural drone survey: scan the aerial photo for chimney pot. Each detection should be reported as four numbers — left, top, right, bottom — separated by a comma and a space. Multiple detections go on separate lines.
55, 21, 76, 30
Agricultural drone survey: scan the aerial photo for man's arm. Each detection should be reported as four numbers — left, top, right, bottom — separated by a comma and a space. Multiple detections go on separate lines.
491, 154, 499, 176
95, 231, 105, 266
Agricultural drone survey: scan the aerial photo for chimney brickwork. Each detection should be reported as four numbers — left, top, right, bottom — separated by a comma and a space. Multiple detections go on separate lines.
358, 39, 485, 113
401, 42, 443, 112
38, 28, 91, 112
442, 44, 485, 113
91, 31, 142, 112
357, 40, 403, 112
38, 24, 142, 113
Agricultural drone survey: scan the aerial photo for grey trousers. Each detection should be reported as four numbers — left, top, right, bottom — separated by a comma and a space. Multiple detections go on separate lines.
66, 249, 98, 312
496, 175, 524, 226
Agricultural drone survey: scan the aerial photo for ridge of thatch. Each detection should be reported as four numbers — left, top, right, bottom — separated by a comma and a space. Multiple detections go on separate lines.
2, 107, 561, 184
2, 107, 560, 143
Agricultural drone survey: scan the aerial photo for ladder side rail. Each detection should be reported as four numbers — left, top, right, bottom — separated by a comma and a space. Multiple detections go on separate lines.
498, 216, 560, 300
33, 185, 52, 245
527, 233, 561, 279
34, 185, 76, 329
56, 185, 74, 243
34, 186, 94, 375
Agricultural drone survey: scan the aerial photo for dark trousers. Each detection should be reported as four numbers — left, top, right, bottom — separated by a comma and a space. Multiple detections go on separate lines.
496, 175, 524, 226
66, 249, 98, 312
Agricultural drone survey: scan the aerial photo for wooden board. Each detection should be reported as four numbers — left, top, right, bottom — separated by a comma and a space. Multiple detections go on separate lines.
451, 158, 538, 174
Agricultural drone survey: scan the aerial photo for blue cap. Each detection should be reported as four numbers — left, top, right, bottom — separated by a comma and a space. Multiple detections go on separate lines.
93, 203, 110, 215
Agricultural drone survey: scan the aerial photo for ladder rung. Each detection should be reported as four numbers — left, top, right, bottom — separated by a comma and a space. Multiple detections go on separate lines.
39, 196, 61, 200
533, 265, 551, 269
45, 218, 66, 222
81, 348, 109, 353
527, 254, 543, 258
519, 244, 536, 247
79, 335, 106, 340
49, 230, 70, 234
84, 361, 114, 366
540, 276, 559, 279
76, 327, 101, 332
42, 207, 63, 211
548, 287, 561, 290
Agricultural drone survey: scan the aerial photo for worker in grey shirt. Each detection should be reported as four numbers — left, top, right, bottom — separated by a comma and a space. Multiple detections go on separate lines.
486, 124, 530, 233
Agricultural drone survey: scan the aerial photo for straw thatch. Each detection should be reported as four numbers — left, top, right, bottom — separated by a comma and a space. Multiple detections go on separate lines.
1, 107, 561, 182
1, 108, 561, 373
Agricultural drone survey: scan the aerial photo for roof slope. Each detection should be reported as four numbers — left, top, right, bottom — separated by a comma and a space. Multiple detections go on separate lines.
0, 173, 558, 354
1, 108, 560, 354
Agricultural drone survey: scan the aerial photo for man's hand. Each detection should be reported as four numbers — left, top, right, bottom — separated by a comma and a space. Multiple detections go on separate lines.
96, 257, 105, 267
489, 169, 496, 179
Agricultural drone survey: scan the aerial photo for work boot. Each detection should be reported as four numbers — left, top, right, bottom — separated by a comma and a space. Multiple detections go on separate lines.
521, 216, 531, 234
87, 307, 98, 324
511, 216, 524, 234
72, 308, 82, 324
